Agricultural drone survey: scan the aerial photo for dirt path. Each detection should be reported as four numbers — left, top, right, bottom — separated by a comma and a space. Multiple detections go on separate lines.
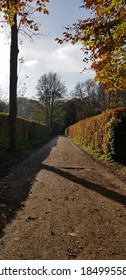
0, 136, 126, 259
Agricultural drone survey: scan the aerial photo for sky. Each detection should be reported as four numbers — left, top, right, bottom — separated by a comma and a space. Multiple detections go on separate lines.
0, 0, 95, 100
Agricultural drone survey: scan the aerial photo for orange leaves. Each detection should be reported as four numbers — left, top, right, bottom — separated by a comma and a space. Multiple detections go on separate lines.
55, 38, 63, 44
56, 0, 126, 93
43, 7, 49, 14
36, 7, 42, 12
119, 9, 125, 19
35, 0, 49, 14
4, 15, 8, 20
66, 107, 126, 161
71, 38, 77, 45
34, 25, 39, 31
0, 0, 49, 29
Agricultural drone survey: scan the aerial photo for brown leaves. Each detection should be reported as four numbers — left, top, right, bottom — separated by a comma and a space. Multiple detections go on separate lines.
56, 0, 126, 93
0, 0, 49, 29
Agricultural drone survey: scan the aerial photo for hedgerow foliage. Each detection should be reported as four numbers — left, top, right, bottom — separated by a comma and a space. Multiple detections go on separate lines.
65, 107, 126, 162
0, 113, 9, 154
0, 113, 50, 154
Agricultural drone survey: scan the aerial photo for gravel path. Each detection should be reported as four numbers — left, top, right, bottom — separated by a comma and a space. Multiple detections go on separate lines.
0, 136, 126, 259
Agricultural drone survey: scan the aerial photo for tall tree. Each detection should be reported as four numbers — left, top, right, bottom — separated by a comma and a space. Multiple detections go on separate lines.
0, 0, 49, 152
64, 98, 77, 128
17, 96, 43, 120
56, 0, 126, 93
36, 72, 66, 128
73, 82, 86, 100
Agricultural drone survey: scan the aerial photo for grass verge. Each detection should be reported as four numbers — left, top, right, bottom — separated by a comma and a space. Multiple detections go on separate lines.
69, 137, 126, 183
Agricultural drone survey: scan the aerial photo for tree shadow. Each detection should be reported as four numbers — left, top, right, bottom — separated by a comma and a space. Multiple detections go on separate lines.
0, 137, 58, 238
41, 164, 126, 206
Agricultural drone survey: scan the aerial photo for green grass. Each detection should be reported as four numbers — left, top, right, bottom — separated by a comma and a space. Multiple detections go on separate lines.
70, 137, 114, 163
120, 167, 126, 176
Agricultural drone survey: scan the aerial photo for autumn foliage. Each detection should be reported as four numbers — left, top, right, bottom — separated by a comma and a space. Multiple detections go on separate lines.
0, 0, 49, 29
65, 107, 126, 162
56, 0, 126, 93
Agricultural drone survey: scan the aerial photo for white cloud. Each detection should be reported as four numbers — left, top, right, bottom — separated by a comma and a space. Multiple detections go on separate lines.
22, 42, 89, 74
0, 34, 10, 92
52, 44, 85, 72
25, 60, 38, 68
0, 0, 96, 99
0, 33, 95, 98
19, 40, 95, 98
21, 38, 86, 71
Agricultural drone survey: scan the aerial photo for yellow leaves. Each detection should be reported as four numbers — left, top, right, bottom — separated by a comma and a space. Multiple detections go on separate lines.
71, 38, 77, 44
34, 25, 39, 31
27, 19, 33, 25
0, 0, 49, 29
94, 53, 126, 93
43, 7, 49, 14
58, 0, 126, 93
36, 7, 42, 12
35, 0, 49, 13
36, 2, 49, 14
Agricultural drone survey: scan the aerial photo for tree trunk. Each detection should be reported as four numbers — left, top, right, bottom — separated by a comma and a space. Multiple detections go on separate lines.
50, 99, 54, 129
9, 13, 18, 152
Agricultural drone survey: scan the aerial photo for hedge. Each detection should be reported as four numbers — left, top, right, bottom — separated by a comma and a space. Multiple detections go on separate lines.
0, 113, 50, 154
65, 107, 126, 162
0, 113, 9, 154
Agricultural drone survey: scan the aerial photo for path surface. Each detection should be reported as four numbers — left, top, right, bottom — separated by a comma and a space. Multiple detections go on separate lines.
0, 136, 126, 259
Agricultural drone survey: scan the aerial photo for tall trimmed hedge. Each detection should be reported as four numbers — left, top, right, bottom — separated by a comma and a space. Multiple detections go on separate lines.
0, 113, 50, 154
0, 113, 9, 154
65, 107, 126, 162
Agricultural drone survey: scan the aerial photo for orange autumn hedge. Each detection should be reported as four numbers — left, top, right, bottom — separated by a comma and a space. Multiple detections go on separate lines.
65, 107, 126, 162
0, 113, 50, 154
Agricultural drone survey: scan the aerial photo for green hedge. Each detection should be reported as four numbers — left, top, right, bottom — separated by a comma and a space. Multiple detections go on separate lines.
65, 107, 126, 162
0, 113, 50, 154
0, 113, 9, 154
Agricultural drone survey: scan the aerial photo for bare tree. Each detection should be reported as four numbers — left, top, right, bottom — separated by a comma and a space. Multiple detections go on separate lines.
72, 79, 105, 119
73, 82, 86, 100
36, 72, 66, 128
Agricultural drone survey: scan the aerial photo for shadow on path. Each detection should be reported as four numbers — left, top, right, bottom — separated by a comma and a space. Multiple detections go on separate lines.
0, 137, 58, 238
42, 164, 126, 206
